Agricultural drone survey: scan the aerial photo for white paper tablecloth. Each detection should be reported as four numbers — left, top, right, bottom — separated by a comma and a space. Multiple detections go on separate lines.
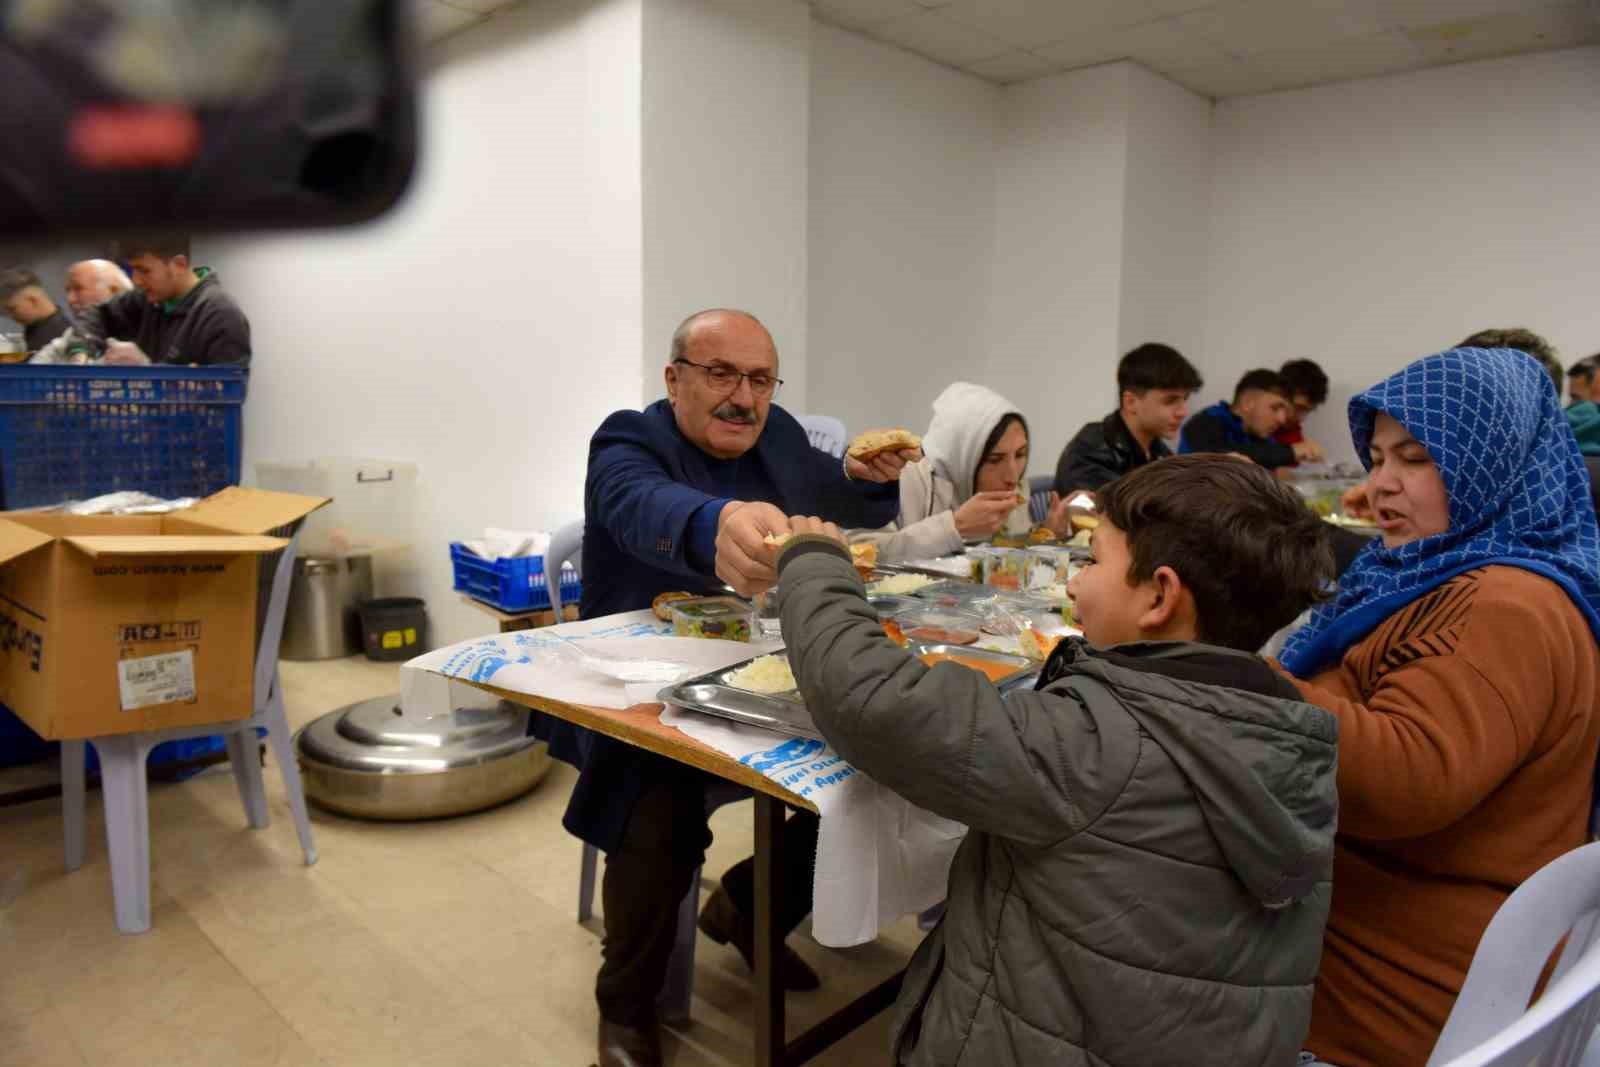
403, 610, 968, 948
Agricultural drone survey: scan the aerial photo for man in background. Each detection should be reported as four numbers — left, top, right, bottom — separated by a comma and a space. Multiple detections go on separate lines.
0, 267, 72, 351
64, 258, 133, 315
1054, 342, 1201, 495
1180, 369, 1325, 469
81, 236, 251, 366
1567, 358, 1596, 408
1274, 359, 1330, 452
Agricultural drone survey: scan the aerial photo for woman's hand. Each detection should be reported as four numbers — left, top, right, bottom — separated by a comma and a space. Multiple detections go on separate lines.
954, 490, 1020, 540
1342, 481, 1374, 520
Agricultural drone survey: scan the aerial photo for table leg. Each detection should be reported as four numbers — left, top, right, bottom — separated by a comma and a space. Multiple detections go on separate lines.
754, 792, 785, 1067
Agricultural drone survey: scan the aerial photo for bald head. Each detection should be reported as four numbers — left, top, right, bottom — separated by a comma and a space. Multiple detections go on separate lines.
65, 259, 133, 314
669, 308, 774, 366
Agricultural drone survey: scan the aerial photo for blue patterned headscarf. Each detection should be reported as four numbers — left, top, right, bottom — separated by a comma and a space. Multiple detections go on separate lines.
1280, 347, 1600, 677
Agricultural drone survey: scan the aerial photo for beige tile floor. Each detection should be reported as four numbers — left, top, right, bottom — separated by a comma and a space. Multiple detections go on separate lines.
0, 656, 918, 1066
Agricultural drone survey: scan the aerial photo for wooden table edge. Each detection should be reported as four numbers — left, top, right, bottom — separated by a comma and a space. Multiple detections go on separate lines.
458, 680, 820, 815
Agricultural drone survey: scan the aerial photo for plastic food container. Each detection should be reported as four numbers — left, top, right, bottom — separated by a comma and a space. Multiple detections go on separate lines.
670, 597, 755, 642
890, 605, 985, 646
867, 593, 921, 617
982, 547, 1032, 591
912, 579, 990, 609
1029, 546, 1077, 586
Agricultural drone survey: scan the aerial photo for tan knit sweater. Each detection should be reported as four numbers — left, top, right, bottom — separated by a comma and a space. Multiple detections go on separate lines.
1286, 566, 1600, 1066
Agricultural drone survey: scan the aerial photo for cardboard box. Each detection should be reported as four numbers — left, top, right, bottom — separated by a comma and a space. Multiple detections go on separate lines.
0, 487, 329, 740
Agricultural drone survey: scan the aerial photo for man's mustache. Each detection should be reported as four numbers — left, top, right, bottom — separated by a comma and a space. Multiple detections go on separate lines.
713, 404, 757, 425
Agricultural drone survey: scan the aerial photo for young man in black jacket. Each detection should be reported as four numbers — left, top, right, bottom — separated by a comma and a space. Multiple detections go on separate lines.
1180, 368, 1326, 469
85, 236, 251, 367
1053, 342, 1201, 496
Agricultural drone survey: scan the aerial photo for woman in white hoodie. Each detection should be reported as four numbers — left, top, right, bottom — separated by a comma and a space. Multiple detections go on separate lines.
853, 382, 1036, 562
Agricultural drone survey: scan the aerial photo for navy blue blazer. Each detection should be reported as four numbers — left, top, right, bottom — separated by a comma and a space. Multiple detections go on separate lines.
538, 400, 896, 851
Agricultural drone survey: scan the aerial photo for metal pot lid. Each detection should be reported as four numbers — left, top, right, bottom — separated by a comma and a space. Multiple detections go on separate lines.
296, 695, 539, 774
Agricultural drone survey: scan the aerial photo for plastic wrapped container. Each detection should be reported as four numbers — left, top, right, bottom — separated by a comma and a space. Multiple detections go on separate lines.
912, 579, 991, 609
982, 547, 1032, 591
889, 605, 984, 646
670, 597, 754, 642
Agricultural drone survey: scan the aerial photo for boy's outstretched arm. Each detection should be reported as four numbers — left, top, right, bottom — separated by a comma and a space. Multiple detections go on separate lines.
775, 536, 1131, 846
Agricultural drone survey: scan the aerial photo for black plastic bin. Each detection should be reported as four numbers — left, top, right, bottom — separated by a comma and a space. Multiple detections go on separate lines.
357, 598, 427, 661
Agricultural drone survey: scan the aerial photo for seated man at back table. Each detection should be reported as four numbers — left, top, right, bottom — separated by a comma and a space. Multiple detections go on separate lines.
1054, 342, 1201, 496
1180, 368, 1325, 470
78, 235, 251, 366
556, 307, 918, 1067
0, 267, 73, 351
64, 258, 133, 316
1273, 358, 1330, 460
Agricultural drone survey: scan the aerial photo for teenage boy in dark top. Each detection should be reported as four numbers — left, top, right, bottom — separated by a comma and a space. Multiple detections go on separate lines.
0, 268, 73, 351
1053, 342, 1202, 496
81, 236, 251, 367
1273, 359, 1330, 451
1181, 368, 1325, 470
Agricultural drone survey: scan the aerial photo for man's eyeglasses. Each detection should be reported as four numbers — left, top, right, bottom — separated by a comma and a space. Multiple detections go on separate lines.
672, 358, 783, 398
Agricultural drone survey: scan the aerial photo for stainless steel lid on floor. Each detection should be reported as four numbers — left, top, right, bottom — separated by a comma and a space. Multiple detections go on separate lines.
295, 695, 551, 820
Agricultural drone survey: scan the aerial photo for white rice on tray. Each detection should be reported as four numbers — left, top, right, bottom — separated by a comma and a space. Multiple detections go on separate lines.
869, 572, 938, 595
725, 654, 797, 694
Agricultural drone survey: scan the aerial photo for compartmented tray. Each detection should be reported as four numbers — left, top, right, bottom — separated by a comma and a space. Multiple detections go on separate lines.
659, 642, 1040, 740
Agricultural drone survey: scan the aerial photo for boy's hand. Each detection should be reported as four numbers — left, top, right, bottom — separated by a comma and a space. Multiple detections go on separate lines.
786, 515, 847, 547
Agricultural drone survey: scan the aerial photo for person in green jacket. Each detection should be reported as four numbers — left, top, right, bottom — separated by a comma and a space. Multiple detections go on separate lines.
772, 455, 1339, 1067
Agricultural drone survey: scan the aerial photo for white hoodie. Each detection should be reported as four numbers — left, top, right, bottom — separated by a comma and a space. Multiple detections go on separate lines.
852, 382, 1032, 561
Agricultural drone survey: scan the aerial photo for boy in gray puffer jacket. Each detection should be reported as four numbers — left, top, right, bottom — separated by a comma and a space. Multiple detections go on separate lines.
774, 455, 1339, 1067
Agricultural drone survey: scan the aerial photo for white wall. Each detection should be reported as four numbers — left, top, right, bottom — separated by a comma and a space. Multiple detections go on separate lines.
806, 23, 998, 439
207, 0, 645, 646
985, 63, 1133, 472
640, 0, 811, 407
1204, 46, 1600, 460
1117, 64, 1212, 365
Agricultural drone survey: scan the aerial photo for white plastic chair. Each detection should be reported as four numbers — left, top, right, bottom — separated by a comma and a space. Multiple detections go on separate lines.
544, 519, 583, 619
61, 526, 318, 934
797, 415, 848, 459
1027, 474, 1054, 524
577, 781, 750, 1024
1426, 841, 1600, 1066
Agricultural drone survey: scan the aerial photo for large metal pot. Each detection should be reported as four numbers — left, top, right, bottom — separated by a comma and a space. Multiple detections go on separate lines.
295, 695, 550, 820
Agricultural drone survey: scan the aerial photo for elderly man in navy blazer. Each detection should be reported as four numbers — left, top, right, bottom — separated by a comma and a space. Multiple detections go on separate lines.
557, 308, 918, 1067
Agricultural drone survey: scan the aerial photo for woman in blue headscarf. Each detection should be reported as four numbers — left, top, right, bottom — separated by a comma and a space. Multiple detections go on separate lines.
1280, 347, 1600, 1067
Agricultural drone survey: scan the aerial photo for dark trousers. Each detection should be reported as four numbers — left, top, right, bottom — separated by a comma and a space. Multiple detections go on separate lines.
595, 765, 819, 1027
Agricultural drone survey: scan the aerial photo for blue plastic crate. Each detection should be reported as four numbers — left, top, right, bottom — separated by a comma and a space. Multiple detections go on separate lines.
450, 543, 582, 613
0, 703, 228, 779
0, 365, 247, 509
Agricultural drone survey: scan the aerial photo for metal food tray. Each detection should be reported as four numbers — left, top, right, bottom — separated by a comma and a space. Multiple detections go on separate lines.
658, 652, 823, 740
908, 641, 1038, 691
874, 557, 976, 580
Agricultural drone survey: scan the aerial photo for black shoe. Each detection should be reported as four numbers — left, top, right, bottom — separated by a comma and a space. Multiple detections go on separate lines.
697, 886, 821, 991
598, 1018, 662, 1067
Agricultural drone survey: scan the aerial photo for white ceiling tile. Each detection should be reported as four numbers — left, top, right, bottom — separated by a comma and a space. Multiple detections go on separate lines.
1403, 4, 1599, 63
1145, 0, 1223, 14
416, 0, 483, 42
1032, 16, 1229, 72
1249, 29, 1427, 89
1382, 0, 1573, 32
1159, 56, 1277, 97
867, 10, 1014, 64
962, 48, 1062, 82
809, 0, 925, 29
939, 0, 1165, 49
435, 0, 515, 14
1176, 0, 1389, 56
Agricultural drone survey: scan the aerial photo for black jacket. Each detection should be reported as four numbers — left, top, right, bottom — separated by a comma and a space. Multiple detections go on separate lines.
1053, 411, 1170, 494
84, 271, 250, 366
24, 309, 71, 351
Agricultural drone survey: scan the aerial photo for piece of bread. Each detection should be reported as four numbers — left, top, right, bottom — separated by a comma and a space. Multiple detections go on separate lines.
765, 532, 876, 567
652, 591, 695, 622
846, 429, 922, 462
1070, 514, 1100, 532
1018, 628, 1065, 662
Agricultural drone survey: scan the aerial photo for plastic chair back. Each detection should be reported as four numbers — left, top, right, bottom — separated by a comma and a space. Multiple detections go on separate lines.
545, 520, 584, 619
1428, 841, 1600, 1066
1028, 474, 1054, 525
798, 415, 848, 459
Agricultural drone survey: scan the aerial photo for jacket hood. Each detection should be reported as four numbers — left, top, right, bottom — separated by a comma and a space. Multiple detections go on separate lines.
1044, 638, 1338, 908
1567, 401, 1600, 457
920, 382, 1025, 501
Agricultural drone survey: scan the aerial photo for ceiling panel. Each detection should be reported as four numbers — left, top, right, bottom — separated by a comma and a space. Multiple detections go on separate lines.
962, 48, 1063, 83
417, 0, 484, 42
810, 0, 925, 30
939, 0, 1166, 47
1173, 0, 1389, 57
867, 10, 1013, 65
1249, 29, 1427, 90
1402, 3, 1597, 64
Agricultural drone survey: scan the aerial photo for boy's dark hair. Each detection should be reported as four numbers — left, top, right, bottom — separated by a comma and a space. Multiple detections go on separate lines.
1117, 343, 1202, 396
113, 235, 190, 261
1098, 455, 1332, 651
1278, 359, 1328, 406
1569, 360, 1595, 382
1232, 369, 1289, 404
0, 267, 43, 300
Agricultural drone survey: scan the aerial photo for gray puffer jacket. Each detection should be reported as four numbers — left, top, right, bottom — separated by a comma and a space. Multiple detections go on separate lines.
776, 542, 1339, 1067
